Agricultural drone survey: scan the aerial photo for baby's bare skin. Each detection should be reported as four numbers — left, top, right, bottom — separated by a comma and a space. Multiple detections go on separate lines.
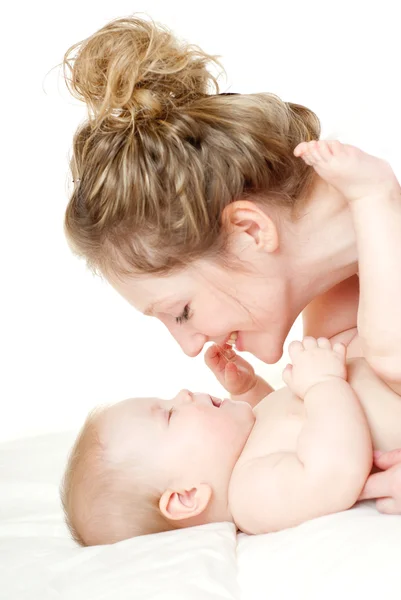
211, 141, 401, 534
228, 344, 401, 534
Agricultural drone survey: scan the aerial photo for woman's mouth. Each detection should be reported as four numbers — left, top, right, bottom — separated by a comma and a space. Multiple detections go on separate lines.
233, 331, 244, 352
226, 331, 244, 352
226, 331, 238, 347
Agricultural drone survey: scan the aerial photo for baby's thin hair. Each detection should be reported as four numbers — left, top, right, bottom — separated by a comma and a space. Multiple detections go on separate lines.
61, 405, 172, 546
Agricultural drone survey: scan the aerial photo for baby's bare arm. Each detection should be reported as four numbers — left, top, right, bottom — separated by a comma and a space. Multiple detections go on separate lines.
232, 338, 372, 534
233, 378, 372, 534
230, 375, 274, 407
298, 377, 372, 483
283, 339, 372, 473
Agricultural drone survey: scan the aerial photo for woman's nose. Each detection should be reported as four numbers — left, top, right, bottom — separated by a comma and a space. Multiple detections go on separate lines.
169, 327, 208, 357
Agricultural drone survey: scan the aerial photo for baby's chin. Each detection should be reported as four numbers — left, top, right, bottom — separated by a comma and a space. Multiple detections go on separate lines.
220, 401, 255, 452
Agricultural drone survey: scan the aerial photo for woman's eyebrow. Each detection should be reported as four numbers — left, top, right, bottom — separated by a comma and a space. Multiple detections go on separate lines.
144, 297, 179, 316
144, 303, 155, 316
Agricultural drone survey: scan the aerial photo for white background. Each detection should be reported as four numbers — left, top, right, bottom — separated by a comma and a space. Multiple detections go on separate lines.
1, 0, 400, 442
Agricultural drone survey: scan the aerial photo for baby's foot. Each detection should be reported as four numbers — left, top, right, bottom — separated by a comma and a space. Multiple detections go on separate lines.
294, 140, 399, 203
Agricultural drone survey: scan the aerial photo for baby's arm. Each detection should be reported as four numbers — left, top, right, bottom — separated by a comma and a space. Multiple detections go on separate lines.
205, 344, 273, 408
231, 337, 372, 534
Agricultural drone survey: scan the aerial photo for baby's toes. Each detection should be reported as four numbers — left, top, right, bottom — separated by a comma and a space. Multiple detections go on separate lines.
324, 140, 348, 160
308, 140, 341, 165
294, 140, 324, 165
304, 140, 324, 164
293, 141, 310, 158
313, 140, 335, 162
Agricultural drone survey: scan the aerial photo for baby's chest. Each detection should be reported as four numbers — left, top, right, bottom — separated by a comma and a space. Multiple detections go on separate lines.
237, 389, 305, 466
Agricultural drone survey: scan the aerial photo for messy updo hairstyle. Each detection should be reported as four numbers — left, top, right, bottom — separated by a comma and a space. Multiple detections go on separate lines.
63, 15, 320, 276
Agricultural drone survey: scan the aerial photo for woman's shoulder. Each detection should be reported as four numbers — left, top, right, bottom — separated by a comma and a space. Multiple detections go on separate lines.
302, 275, 359, 344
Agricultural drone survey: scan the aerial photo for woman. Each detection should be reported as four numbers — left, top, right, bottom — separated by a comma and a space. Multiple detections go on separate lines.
63, 16, 401, 512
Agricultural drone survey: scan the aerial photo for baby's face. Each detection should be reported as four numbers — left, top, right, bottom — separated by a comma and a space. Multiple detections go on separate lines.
99, 390, 255, 491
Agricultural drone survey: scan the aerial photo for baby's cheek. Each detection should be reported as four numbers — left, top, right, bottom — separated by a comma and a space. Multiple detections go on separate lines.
187, 412, 223, 441
205, 414, 239, 443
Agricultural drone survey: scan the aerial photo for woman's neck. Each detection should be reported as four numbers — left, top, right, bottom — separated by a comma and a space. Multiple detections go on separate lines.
283, 176, 358, 310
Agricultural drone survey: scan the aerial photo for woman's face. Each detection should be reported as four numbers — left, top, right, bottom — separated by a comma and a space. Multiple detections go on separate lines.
108, 247, 296, 364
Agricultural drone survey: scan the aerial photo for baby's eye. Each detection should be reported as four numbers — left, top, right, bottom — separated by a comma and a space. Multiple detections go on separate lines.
168, 407, 175, 422
175, 304, 190, 325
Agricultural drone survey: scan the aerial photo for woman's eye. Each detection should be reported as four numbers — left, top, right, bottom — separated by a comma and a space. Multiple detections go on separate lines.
175, 304, 190, 325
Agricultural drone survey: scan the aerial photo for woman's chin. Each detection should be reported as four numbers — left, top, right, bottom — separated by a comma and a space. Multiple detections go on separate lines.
245, 337, 284, 364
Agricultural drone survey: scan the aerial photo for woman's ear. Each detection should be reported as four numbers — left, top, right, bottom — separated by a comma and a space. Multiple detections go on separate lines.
159, 484, 212, 522
222, 200, 279, 253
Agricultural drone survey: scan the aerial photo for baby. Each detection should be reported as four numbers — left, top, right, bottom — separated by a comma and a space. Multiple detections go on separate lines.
62, 141, 401, 545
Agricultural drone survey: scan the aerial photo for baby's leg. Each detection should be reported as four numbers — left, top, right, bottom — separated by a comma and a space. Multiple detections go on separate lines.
294, 140, 398, 202
296, 140, 401, 394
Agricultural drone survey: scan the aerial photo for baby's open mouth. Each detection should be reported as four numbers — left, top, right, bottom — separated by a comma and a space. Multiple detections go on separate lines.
210, 396, 222, 408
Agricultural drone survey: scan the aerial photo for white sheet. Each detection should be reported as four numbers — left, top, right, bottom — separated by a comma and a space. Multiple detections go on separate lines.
2, 432, 401, 600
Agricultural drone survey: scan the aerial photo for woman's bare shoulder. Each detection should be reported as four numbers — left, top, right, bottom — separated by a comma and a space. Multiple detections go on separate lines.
302, 275, 359, 344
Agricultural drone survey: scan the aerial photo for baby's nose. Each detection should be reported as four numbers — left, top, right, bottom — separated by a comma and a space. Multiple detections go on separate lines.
174, 389, 193, 404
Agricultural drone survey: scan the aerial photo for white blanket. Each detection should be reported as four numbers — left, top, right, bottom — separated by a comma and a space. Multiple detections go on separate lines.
1, 432, 401, 600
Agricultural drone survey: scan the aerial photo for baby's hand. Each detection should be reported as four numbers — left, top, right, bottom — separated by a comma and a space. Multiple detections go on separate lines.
204, 344, 257, 396
282, 337, 347, 398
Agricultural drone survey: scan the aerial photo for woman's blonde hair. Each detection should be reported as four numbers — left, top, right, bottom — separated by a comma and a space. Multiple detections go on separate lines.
63, 15, 320, 276
61, 407, 172, 545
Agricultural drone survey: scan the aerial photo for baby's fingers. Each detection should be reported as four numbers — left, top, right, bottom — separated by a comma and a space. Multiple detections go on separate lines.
225, 361, 241, 391
374, 448, 401, 470
333, 342, 346, 359
205, 344, 229, 373
282, 363, 293, 386
375, 497, 401, 515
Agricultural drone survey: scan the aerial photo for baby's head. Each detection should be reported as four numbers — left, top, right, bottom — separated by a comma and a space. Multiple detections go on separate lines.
61, 390, 255, 545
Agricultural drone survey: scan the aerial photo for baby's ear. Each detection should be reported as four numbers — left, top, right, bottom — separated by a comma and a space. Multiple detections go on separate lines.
159, 484, 212, 521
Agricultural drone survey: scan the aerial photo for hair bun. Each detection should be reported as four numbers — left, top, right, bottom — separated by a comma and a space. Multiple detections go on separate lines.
63, 16, 220, 125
